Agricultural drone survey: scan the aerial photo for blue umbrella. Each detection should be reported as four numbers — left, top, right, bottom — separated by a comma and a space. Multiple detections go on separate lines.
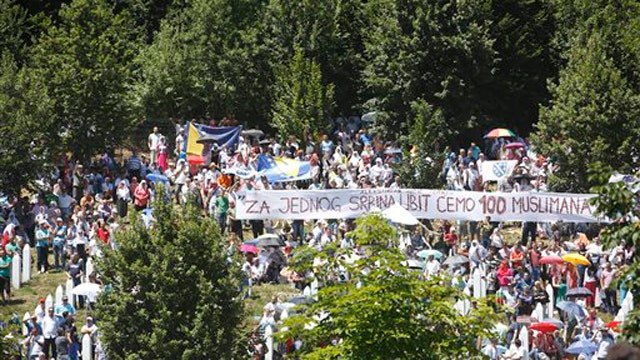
145, 173, 170, 184
417, 249, 443, 259
565, 339, 598, 355
557, 301, 586, 318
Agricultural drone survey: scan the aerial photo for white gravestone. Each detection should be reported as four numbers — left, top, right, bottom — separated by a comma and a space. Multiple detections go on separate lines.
66, 278, 76, 308
22, 244, 31, 283
264, 325, 273, 360
82, 334, 92, 360
545, 284, 554, 318
519, 326, 530, 360
11, 254, 21, 289
55, 285, 64, 306
45, 294, 53, 311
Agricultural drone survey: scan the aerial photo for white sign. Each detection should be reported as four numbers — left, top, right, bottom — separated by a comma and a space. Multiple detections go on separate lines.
235, 189, 599, 223
481, 160, 518, 181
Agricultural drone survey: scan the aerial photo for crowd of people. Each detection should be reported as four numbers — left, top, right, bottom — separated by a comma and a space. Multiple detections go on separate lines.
0, 116, 636, 360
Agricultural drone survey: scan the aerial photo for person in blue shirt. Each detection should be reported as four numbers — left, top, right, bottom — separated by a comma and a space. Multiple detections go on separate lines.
55, 295, 76, 316
35, 221, 51, 273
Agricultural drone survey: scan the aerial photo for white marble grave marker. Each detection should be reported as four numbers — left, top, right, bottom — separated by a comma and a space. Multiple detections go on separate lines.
22, 244, 31, 283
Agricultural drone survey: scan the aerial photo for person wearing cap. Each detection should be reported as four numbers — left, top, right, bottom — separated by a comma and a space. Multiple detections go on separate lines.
80, 316, 98, 345
35, 220, 51, 273
55, 295, 76, 316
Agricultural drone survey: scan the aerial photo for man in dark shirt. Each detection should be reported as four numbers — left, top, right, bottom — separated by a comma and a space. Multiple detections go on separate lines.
55, 328, 70, 360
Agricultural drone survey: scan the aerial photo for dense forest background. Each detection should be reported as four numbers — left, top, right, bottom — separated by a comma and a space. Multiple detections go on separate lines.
1, 0, 639, 193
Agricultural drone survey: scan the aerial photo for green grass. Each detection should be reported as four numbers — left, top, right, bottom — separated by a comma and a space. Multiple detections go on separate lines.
243, 283, 300, 329
0, 254, 68, 319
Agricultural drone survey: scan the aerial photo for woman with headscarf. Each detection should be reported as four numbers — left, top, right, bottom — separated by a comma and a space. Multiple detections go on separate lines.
157, 136, 169, 172
497, 260, 514, 291
133, 180, 150, 211
116, 181, 130, 218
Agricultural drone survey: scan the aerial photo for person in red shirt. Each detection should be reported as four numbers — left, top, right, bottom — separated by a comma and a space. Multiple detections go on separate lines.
133, 180, 151, 211
510, 243, 525, 268
96, 219, 110, 245
444, 228, 458, 256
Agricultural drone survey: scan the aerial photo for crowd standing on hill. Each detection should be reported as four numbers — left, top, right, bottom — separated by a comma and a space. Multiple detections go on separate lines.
0, 117, 635, 360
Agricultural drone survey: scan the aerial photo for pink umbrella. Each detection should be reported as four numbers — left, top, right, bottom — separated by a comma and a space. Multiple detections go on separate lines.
540, 255, 564, 265
240, 244, 259, 254
505, 142, 526, 149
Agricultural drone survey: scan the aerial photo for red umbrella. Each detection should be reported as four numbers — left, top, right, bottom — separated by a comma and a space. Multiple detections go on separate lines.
240, 244, 259, 253
530, 322, 559, 333
540, 255, 564, 265
606, 321, 622, 332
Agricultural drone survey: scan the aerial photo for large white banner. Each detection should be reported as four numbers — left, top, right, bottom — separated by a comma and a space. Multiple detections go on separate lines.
235, 189, 600, 223
481, 160, 518, 181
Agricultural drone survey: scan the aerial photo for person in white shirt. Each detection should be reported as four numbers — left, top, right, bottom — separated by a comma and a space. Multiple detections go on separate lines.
148, 126, 161, 165
482, 338, 499, 360
174, 127, 185, 158
502, 339, 526, 360
41, 306, 59, 359
424, 255, 441, 279
23, 328, 45, 360
81, 316, 99, 344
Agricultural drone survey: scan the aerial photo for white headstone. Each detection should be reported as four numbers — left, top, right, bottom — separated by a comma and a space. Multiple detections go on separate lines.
480, 266, 487, 297
281, 309, 289, 320
66, 279, 76, 308
11, 254, 21, 289
45, 294, 53, 311
532, 303, 544, 322
310, 279, 319, 296
595, 288, 602, 308
545, 284, 554, 318
82, 334, 92, 360
472, 268, 481, 298
519, 326, 530, 360
303, 286, 311, 297
463, 286, 471, 297
85, 258, 94, 282
22, 312, 30, 336
55, 285, 64, 306
454, 299, 471, 316
22, 244, 31, 283
264, 325, 273, 360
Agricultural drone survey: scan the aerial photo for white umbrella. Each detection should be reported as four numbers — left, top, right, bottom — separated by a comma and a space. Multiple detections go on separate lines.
70, 283, 102, 298
382, 204, 419, 226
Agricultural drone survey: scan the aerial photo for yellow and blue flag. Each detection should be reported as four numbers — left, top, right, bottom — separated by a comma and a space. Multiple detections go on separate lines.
257, 155, 311, 183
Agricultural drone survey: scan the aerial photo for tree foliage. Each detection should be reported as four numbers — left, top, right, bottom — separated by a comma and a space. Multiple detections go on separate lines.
590, 169, 640, 345
138, 0, 272, 122
0, 54, 55, 196
279, 213, 498, 359
96, 193, 244, 360
531, 34, 640, 192
270, 48, 335, 142
396, 100, 452, 189
361, 0, 496, 139
29, 0, 142, 160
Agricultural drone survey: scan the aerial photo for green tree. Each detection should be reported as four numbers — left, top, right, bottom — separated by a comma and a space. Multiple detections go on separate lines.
396, 100, 452, 188
590, 168, 640, 345
0, 54, 55, 196
0, 0, 29, 60
96, 192, 244, 359
264, 0, 367, 115
361, 0, 496, 139
484, 0, 556, 133
138, 0, 272, 123
551, 0, 640, 90
280, 213, 498, 359
29, 0, 142, 160
270, 48, 335, 142
531, 34, 640, 192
